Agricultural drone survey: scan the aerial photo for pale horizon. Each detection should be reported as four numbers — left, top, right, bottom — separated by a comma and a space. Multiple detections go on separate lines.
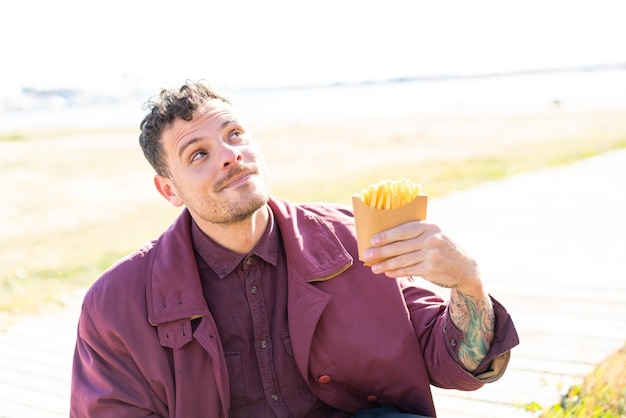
2, 0, 625, 97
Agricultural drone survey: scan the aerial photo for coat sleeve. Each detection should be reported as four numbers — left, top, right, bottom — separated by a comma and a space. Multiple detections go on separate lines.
402, 281, 519, 390
70, 295, 167, 418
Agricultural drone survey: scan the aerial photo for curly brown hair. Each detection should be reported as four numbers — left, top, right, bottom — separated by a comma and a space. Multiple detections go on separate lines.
139, 80, 231, 177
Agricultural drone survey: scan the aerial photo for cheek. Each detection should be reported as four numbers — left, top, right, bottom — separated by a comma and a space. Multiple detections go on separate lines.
247, 146, 267, 168
188, 166, 221, 195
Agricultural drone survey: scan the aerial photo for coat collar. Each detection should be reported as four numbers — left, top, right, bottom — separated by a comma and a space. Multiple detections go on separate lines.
146, 198, 353, 326
268, 197, 353, 282
146, 209, 207, 326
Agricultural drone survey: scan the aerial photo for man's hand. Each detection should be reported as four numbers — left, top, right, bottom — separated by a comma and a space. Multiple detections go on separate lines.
362, 221, 477, 290
362, 221, 495, 371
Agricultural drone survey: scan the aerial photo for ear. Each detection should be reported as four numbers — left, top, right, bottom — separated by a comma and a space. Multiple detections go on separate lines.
154, 175, 184, 207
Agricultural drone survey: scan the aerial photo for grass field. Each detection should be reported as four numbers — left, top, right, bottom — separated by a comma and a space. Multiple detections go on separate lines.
535, 343, 626, 417
2, 102, 626, 322
1, 99, 625, 415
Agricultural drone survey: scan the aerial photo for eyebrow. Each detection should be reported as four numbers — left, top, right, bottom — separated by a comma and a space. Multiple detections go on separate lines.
177, 119, 237, 159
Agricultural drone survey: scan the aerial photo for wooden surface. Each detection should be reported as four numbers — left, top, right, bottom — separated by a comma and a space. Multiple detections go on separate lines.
1, 150, 625, 417
427, 149, 626, 417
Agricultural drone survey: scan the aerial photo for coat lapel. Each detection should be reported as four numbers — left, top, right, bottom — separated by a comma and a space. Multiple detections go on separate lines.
269, 198, 354, 381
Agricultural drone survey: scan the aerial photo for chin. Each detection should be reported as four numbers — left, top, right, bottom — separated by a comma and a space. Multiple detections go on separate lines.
222, 191, 269, 224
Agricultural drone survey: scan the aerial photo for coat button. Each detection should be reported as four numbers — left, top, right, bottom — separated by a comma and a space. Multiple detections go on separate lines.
366, 395, 378, 402
318, 374, 332, 384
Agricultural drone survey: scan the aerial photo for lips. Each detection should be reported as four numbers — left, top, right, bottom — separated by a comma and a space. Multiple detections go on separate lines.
226, 172, 252, 188
216, 166, 257, 191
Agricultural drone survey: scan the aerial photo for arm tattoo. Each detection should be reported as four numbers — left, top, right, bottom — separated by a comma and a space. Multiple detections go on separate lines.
449, 289, 495, 371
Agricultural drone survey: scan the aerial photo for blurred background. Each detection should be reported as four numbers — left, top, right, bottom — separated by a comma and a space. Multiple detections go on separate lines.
1, 0, 625, 131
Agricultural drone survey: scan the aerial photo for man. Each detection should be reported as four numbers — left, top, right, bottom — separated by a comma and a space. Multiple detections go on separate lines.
71, 80, 518, 417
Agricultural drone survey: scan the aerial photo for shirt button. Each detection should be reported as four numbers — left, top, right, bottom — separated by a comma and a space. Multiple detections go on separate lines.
260, 340, 268, 349
450, 338, 457, 347
250, 285, 258, 294
366, 395, 378, 402
318, 374, 332, 384
245, 256, 253, 265
271, 393, 279, 401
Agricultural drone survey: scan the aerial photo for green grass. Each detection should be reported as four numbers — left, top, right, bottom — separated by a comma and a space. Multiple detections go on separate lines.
0, 126, 136, 142
0, 202, 179, 321
272, 135, 626, 203
525, 343, 626, 417
0, 132, 28, 142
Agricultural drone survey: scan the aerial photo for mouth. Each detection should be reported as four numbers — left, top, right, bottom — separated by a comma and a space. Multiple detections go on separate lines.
217, 166, 257, 191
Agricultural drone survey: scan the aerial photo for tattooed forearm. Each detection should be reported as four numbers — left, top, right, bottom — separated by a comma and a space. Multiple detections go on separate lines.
449, 289, 495, 371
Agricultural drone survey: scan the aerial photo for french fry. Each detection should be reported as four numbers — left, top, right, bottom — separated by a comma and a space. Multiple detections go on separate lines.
352, 178, 428, 264
357, 178, 423, 210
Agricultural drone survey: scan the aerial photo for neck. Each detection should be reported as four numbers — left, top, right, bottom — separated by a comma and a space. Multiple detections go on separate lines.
195, 205, 270, 254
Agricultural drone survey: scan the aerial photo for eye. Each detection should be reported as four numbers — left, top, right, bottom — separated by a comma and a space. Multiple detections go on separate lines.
228, 129, 244, 143
190, 150, 207, 162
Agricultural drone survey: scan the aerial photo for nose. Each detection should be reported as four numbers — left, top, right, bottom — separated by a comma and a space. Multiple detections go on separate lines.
221, 143, 243, 168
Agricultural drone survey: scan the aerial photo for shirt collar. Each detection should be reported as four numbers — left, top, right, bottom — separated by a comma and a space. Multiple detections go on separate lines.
191, 206, 279, 279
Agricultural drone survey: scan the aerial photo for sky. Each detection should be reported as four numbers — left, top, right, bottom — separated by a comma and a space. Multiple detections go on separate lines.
1, 0, 625, 96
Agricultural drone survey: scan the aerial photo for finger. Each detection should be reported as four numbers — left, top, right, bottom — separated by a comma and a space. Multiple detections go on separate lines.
370, 220, 427, 247
370, 251, 424, 276
363, 237, 422, 264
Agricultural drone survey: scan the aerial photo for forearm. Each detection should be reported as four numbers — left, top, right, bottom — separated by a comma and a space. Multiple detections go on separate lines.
449, 288, 495, 371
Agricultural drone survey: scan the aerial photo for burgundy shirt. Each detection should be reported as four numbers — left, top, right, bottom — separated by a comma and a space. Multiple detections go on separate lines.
191, 211, 344, 418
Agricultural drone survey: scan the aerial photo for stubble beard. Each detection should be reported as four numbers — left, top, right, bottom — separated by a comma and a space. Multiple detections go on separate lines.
201, 166, 271, 226
211, 190, 269, 225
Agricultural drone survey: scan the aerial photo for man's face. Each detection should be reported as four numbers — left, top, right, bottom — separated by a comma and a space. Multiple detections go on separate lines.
155, 99, 271, 226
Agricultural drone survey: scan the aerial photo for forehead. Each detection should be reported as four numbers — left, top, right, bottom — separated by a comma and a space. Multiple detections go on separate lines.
162, 99, 238, 150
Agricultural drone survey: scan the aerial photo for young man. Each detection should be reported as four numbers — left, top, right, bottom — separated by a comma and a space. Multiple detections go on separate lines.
71, 80, 518, 417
